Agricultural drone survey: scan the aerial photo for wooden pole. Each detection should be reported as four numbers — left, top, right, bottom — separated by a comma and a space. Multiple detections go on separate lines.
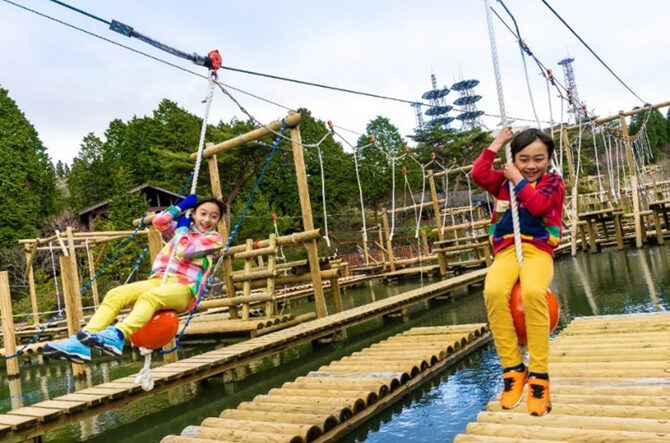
0, 271, 20, 377
361, 228, 370, 264
24, 248, 40, 326
290, 114, 327, 318
66, 227, 84, 319
619, 113, 643, 248
563, 129, 580, 256
207, 152, 239, 319
427, 170, 444, 241
265, 234, 277, 317
59, 256, 86, 378
381, 210, 396, 272
377, 225, 385, 270
84, 242, 100, 308
563, 99, 670, 131
420, 231, 429, 256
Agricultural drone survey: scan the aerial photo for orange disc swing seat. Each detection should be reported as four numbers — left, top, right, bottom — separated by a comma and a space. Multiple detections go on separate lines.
509, 282, 560, 345
130, 310, 179, 349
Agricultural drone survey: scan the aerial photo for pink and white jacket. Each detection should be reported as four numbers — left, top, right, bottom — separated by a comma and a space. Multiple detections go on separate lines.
150, 205, 223, 308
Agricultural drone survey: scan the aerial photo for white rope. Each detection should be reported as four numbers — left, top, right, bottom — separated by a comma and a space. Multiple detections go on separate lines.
389, 156, 396, 241
273, 218, 286, 261
161, 74, 215, 286
315, 143, 331, 247
590, 127, 604, 201
484, 0, 523, 266
615, 138, 622, 199
84, 239, 97, 309
558, 98, 565, 172
49, 242, 61, 311
134, 347, 155, 391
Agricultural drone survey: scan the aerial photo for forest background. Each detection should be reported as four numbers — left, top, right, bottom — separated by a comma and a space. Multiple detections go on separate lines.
1, 87, 668, 319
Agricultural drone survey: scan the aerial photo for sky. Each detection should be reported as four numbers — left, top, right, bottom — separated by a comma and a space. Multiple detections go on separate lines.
1, 0, 668, 165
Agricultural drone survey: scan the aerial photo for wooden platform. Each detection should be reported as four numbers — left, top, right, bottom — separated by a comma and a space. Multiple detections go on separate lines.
455, 311, 670, 442
0, 268, 487, 442
161, 323, 492, 443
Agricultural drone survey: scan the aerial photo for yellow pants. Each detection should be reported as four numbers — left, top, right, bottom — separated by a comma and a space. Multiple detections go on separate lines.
483, 243, 554, 373
84, 278, 192, 338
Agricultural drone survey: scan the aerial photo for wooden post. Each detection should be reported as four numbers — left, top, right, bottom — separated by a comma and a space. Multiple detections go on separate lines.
24, 247, 40, 326
428, 170, 449, 274
377, 225, 386, 270
420, 231, 429, 256
147, 225, 163, 262
619, 113, 643, 248
207, 153, 239, 319
242, 239, 253, 320
66, 227, 84, 319
59, 255, 86, 378
290, 115, 327, 318
84, 242, 100, 308
265, 234, 277, 317
381, 210, 396, 272
361, 228, 370, 265
329, 271, 347, 340
427, 170, 443, 241
563, 129, 579, 256
1, 271, 20, 377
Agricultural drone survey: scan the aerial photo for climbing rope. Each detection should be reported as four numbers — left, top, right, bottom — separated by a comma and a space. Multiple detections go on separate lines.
484, 0, 523, 265
590, 125, 605, 201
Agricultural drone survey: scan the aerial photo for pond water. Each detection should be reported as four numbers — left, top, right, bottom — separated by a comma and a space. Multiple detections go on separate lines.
1, 244, 668, 442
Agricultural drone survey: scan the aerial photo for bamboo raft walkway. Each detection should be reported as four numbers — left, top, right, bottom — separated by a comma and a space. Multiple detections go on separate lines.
0, 268, 486, 442
455, 311, 670, 442
162, 323, 492, 443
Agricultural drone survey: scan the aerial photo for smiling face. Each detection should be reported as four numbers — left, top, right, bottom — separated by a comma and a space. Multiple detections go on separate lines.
513, 139, 551, 183
192, 202, 221, 232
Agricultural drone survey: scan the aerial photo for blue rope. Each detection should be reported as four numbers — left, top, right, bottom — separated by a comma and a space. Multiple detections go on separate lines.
4, 171, 197, 360
161, 121, 287, 354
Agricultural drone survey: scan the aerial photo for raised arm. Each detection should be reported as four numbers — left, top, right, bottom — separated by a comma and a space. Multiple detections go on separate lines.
471, 126, 513, 195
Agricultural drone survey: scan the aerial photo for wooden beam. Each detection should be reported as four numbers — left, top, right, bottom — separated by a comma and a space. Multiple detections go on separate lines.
381, 210, 396, 272
190, 113, 305, 159
563, 100, 670, 131
24, 249, 40, 326
59, 255, 86, 378
290, 115, 327, 318
0, 271, 20, 377
619, 113, 643, 248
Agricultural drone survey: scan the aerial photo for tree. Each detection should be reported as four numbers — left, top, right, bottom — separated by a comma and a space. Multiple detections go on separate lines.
356, 116, 406, 210
66, 133, 107, 210
0, 88, 59, 248
629, 108, 668, 159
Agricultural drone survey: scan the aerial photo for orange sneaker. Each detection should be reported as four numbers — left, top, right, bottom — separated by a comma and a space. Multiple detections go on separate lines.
500, 364, 528, 409
527, 374, 551, 416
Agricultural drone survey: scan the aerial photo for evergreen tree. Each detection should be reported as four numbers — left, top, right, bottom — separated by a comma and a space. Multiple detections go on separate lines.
0, 88, 58, 248
629, 108, 667, 159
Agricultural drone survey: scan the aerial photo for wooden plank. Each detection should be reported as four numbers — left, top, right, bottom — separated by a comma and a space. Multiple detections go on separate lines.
56, 393, 106, 406
0, 414, 38, 430
8, 406, 62, 422
32, 400, 87, 414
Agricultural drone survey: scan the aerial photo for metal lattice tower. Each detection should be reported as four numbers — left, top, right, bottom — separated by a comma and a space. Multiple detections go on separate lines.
452, 78, 484, 130
558, 57, 582, 122
418, 73, 454, 130
412, 102, 425, 131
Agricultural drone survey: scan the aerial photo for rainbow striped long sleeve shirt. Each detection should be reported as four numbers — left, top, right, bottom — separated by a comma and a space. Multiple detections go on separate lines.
150, 205, 223, 304
472, 149, 565, 257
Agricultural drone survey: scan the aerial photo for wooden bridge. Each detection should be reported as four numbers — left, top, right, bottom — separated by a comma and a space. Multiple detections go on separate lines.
455, 311, 670, 442
161, 323, 491, 443
0, 268, 486, 442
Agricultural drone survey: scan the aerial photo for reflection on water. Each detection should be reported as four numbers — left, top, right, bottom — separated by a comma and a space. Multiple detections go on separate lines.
0, 245, 668, 442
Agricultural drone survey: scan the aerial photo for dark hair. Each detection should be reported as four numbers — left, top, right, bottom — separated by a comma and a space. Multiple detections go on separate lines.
510, 128, 554, 160
194, 197, 225, 218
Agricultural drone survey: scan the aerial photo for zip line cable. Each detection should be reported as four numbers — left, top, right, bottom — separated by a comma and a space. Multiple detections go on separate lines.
539, 0, 646, 104
3, 0, 548, 126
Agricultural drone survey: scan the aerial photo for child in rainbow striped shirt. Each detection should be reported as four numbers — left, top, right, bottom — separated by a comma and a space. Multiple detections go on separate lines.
44, 195, 224, 363
472, 127, 565, 416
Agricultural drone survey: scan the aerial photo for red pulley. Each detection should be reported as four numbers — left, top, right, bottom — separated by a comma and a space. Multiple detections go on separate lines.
207, 49, 222, 72
130, 310, 179, 349
509, 282, 559, 346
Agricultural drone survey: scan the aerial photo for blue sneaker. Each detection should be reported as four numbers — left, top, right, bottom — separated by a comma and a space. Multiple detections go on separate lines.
77, 326, 125, 357
43, 336, 91, 363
